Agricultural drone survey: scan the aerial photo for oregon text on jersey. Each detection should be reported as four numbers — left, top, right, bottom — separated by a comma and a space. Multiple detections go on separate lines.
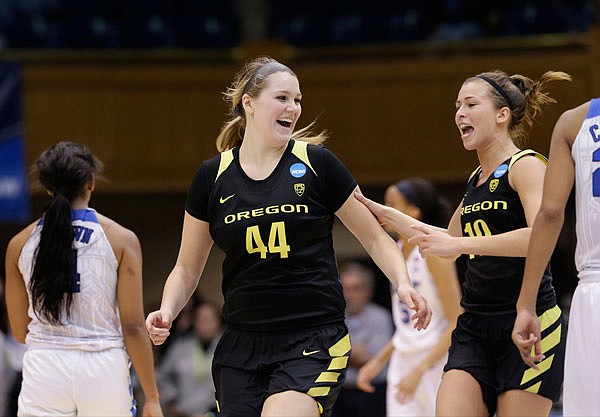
461, 200, 508, 215
223, 204, 309, 224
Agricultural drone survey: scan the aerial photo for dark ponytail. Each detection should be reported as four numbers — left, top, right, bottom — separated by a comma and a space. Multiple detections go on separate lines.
30, 141, 103, 325
394, 178, 453, 228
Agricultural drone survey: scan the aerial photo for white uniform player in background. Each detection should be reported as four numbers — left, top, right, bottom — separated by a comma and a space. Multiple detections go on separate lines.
513, 98, 600, 416
5, 141, 162, 417
356, 179, 462, 416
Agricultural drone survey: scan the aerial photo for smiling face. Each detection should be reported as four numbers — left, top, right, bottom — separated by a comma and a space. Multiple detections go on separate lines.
455, 79, 505, 151
244, 71, 302, 146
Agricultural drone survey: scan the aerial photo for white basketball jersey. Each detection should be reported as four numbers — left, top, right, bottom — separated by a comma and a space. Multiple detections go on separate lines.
391, 243, 449, 354
18, 208, 124, 351
572, 98, 600, 273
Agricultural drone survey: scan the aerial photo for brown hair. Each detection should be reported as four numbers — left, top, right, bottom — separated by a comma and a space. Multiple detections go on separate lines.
216, 56, 327, 152
465, 70, 571, 147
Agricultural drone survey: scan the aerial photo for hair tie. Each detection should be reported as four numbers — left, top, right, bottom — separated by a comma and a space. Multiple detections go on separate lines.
477, 75, 513, 110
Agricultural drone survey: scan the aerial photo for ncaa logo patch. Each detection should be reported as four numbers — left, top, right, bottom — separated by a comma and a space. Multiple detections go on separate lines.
489, 179, 499, 192
494, 164, 509, 178
294, 183, 305, 196
290, 163, 306, 178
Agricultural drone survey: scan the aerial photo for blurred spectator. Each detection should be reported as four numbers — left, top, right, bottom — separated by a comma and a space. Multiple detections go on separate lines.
157, 292, 202, 358
428, 0, 483, 42
501, 0, 565, 36
384, 0, 442, 43
332, 262, 393, 417
155, 301, 224, 417
0, 0, 597, 49
559, 0, 598, 33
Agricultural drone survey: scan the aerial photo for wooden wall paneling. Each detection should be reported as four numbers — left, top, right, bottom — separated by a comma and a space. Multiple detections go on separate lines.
19, 46, 594, 192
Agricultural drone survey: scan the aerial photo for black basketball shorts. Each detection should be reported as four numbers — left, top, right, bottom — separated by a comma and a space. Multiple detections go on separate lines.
443, 305, 565, 416
212, 323, 351, 417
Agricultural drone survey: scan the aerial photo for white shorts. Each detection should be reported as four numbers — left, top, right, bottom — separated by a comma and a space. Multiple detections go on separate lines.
387, 348, 446, 417
18, 348, 135, 417
563, 277, 600, 416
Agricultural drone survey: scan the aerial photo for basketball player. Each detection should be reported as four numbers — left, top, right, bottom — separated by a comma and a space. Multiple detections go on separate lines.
145, 56, 432, 417
356, 70, 570, 416
513, 98, 600, 416
356, 178, 462, 416
5, 142, 162, 416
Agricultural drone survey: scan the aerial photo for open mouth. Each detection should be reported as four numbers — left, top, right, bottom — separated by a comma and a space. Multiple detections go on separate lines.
277, 119, 292, 128
459, 125, 474, 136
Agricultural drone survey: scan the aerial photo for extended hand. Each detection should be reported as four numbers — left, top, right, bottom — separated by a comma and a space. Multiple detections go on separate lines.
145, 310, 173, 346
396, 366, 424, 404
408, 224, 459, 258
397, 285, 432, 330
354, 190, 388, 225
357, 359, 382, 393
512, 310, 544, 370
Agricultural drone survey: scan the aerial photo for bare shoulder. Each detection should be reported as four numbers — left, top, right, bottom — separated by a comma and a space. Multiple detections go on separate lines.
556, 101, 590, 146
96, 212, 140, 256
510, 151, 547, 173
562, 100, 590, 122
6, 220, 39, 260
508, 151, 547, 192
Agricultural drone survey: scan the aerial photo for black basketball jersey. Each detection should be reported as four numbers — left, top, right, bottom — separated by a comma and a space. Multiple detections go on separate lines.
186, 140, 357, 333
460, 149, 556, 314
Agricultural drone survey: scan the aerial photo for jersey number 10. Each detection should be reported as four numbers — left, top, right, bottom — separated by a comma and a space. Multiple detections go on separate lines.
463, 219, 491, 259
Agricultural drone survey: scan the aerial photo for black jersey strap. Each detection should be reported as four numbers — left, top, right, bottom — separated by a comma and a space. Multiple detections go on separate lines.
508, 149, 548, 171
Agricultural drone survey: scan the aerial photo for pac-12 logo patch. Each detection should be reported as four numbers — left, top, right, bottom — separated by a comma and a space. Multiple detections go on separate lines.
290, 163, 306, 178
294, 183, 305, 196
494, 164, 509, 178
489, 179, 499, 193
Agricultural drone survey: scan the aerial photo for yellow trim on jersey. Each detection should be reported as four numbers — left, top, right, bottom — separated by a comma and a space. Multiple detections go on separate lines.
525, 381, 542, 395
528, 305, 562, 357
539, 305, 561, 332
520, 354, 554, 385
508, 149, 548, 170
216, 149, 234, 182
328, 334, 351, 357
540, 324, 562, 354
307, 387, 331, 397
315, 371, 341, 383
316, 402, 324, 414
328, 356, 349, 370
291, 140, 318, 176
